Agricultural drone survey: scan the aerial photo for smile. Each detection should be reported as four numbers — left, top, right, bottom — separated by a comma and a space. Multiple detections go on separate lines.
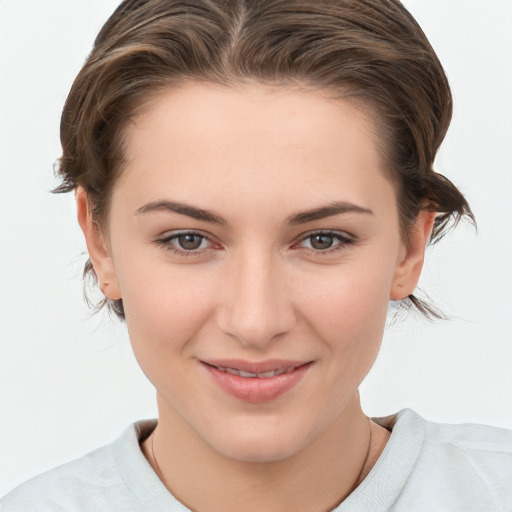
208, 365, 296, 378
201, 360, 313, 403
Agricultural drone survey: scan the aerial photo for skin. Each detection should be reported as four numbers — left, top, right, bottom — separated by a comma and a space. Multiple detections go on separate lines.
77, 83, 435, 511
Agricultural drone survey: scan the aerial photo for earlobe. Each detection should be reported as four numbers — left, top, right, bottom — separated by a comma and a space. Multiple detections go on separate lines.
390, 211, 436, 300
76, 187, 122, 300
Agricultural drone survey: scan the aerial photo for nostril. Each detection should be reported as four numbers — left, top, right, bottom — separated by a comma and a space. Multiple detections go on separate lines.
214, 258, 297, 346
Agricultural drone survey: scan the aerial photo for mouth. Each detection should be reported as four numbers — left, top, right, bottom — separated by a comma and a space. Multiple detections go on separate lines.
204, 363, 300, 379
201, 359, 313, 403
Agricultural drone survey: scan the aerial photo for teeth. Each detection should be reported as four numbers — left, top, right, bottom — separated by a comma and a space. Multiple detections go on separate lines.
260, 368, 287, 377
216, 366, 292, 378
259, 370, 278, 378
239, 370, 260, 378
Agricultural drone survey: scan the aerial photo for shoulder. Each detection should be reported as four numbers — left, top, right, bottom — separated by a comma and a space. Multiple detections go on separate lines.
428, 415, 512, 449
413, 410, 512, 475
0, 444, 118, 512
0, 420, 158, 512
420, 413, 512, 497
373, 409, 512, 511
378, 408, 512, 458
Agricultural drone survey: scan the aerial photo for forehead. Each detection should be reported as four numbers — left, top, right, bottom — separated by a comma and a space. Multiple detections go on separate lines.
127, 83, 377, 158
116, 83, 396, 221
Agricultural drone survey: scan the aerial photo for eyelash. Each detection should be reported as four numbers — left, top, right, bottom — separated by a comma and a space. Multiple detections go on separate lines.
155, 230, 355, 257
156, 231, 213, 257
296, 231, 355, 256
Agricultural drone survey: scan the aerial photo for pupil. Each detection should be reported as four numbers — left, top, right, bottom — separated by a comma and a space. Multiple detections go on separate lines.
179, 234, 202, 250
311, 234, 333, 250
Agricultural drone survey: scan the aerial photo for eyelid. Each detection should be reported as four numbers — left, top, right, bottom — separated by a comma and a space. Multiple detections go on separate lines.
294, 229, 355, 254
155, 229, 355, 257
156, 229, 218, 255
297, 229, 354, 242
158, 228, 210, 241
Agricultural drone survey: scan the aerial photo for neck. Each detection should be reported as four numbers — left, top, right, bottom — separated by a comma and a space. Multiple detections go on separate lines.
142, 393, 389, 512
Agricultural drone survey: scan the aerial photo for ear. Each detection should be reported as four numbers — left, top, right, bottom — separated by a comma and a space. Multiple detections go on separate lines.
390, 210, 436, 300
76, 187, 122, 300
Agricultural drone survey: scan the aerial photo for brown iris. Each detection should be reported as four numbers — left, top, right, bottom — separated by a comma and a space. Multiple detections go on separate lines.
177, 234, 204, 251
309, 234, 335, 250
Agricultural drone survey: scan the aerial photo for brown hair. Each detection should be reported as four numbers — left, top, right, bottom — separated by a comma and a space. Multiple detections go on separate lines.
55, 0, 474, 320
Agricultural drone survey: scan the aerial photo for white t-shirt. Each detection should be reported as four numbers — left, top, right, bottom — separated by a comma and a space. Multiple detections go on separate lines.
1, 409, 511, 511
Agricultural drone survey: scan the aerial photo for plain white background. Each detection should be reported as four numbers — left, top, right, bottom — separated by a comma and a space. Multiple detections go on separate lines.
0, 0, 511, 496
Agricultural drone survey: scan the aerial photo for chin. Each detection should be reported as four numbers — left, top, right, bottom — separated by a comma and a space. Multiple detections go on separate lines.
202, 417, 316, 463
214, 436, 303, 463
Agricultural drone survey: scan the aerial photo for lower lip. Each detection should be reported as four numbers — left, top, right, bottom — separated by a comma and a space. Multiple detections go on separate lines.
202, 363, 312, 403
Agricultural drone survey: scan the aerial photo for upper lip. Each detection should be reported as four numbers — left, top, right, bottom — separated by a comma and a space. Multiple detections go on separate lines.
201, 359, 312, 373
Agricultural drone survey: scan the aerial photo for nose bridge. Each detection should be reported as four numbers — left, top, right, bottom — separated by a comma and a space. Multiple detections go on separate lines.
217, 245, 295, 347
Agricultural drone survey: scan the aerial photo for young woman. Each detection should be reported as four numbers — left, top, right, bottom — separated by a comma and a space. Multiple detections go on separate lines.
2, 1, 511, 510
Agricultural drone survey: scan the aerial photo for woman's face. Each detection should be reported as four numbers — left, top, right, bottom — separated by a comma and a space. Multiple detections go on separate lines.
81, 83, 430, 462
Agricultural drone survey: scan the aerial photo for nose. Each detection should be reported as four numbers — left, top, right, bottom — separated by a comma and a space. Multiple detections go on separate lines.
215, 249, 297, 348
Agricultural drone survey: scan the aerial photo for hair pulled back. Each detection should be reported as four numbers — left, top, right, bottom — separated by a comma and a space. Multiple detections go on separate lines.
56, 0, 474, 320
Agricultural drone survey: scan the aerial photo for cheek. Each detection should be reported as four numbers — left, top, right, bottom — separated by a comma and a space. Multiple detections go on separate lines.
299, 266, 393, 403
297, 259, 394, 343
116, 255, 218, 356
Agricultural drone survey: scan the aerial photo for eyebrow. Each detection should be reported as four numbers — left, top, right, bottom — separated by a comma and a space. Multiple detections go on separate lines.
287, 201, 374, 225
135, 200, 373, 225
135, 200, 227, 225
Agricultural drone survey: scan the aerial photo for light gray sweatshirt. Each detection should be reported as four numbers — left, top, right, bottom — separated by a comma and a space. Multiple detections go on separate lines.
2, 409, 511, 511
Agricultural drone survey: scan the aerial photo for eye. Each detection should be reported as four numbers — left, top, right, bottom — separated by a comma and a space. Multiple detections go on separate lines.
309, 233, 337, 250
156, 230, 213, 255
175, 233, 207, 251
297, 231, 354, 254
